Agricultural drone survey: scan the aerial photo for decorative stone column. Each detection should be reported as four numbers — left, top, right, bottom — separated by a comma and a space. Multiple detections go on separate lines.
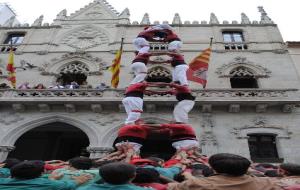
200, 131, 218, 156
200, 114, 219, 156
0, 146, 15, 162
87, 147, 114, 159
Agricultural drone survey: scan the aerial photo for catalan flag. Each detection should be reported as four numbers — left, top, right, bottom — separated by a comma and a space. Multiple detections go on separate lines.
6, 50, 16, 88
186, 39, 212, 88
110, 38, 124, 88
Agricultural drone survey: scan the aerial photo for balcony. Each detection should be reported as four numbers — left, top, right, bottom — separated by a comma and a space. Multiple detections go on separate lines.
224, 43, 248, 50
149, 42, 168, 52
0, 88, 297, 104
0, 44, 18, 52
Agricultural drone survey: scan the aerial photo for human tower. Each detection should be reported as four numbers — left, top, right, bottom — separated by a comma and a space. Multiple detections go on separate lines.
99, 25, 207, 165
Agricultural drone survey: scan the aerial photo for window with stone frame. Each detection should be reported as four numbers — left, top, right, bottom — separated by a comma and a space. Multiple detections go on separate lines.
230, 66, 258, 88
4, 33, 25, 45
248, 134, 281, 162
222, 31, 248, 50
57, 62, 89, 85
146, 66, 172, 83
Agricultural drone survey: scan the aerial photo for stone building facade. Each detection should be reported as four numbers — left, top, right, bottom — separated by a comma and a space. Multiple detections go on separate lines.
287, 41, 300, 78
0, 0, 299, 163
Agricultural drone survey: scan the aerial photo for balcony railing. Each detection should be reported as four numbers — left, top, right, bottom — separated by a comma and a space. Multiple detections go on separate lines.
0, 44, 18, 53
224, 43, 248, 50
0, 88, 297, 102
149, 42, 168, 51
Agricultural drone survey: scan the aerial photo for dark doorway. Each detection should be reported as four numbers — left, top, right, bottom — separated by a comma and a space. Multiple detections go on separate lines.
9, 122, 89, 161
230, 76, 258, 88
57, 73, 87, 86
140, 131, 176, 160
248, 134, 281, 162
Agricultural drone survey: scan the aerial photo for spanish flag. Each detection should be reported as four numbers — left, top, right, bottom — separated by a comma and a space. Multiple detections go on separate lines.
110, 38, 124, 88
186, 38, 213, 88
6, 50, 16, 88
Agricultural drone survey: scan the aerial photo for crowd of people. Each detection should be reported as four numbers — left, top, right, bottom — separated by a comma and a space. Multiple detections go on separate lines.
1, 153, 300, 190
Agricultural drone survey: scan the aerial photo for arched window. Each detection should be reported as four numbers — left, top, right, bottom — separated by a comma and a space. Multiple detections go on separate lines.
146, 66, 172, 83
247, 134, 281, 162
230, 67, 258, 88
57, 62, 89, 85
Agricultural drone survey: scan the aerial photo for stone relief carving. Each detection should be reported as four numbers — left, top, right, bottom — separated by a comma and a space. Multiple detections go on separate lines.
200, 114, 218, 156
85, 12, 103, 19
146, 66, 172, 79
3, 16, 15, 27
61, 25, 109, 50
201, 113, 214, 128
32, 15, 44, 27
231, 116, 292, 139
0, 112, 24, 125
209, 13, 219, 24
88, 114, 121, 126
0, 61, 7, 78
200, 131, 218, 146
60, 62, 89, 74
14, 60, 40, 72
258, 6, 274, 24
56, 9, 67, 20
119, 8, 130, 22
0, 146, 15, 153
141, 13, 150, 25
172, 13, 182, 24
40, 52, 107, 76
241, 13, 251, 24
149, 56, 168, 63
215, 56, 271, 78
252, 116, 268, 127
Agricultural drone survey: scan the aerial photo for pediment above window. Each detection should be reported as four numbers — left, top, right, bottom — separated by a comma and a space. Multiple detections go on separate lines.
216, 56, 271, 78
40, 52, 107, 76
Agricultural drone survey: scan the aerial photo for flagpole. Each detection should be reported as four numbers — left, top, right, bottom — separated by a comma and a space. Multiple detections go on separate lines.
9, 38, 16, 89
209, 37, 213, 48
203, 37, 213, 89
120, 37, 124, 50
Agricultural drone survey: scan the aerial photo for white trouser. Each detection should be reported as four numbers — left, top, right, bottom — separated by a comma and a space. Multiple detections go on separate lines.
130, 62, 148, 84
173, 64, 189, 85
172, 140, 199, 150
122, 97, 143, 124
173, 100, 195, 123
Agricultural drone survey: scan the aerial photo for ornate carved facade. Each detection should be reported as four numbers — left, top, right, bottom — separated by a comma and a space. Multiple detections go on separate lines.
0, 1, 300, 162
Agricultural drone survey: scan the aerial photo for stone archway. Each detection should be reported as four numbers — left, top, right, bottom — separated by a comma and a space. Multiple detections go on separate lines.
8, 122, 90, 161
0, 115, 99, 161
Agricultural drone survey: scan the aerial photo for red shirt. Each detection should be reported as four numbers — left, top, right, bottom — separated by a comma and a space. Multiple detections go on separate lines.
169, 53, 186, 67
118, 125, 147, 138
137, 29, 161, 41
165, 30, 181, 42
125, 82, 148, 94
132, 53, 151, 64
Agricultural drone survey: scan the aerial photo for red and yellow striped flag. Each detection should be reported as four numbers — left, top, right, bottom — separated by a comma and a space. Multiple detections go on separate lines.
110, 38, 124, 88
186, 39, 213, 88
6, 50, 16, 88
